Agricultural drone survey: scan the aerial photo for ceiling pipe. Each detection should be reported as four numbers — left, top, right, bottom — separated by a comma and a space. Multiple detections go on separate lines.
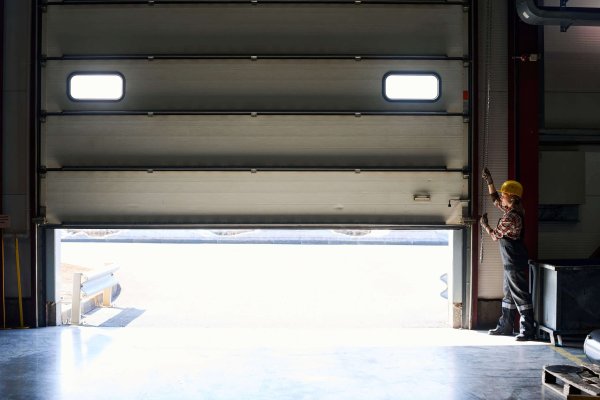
517, 0, 600, 30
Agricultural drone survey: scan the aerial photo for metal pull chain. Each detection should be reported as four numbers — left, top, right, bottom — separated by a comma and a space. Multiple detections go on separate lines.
480, 0, 494, 264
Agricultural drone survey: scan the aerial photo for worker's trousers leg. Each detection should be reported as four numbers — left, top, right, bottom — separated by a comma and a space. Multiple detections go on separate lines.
504, 268, 535, 337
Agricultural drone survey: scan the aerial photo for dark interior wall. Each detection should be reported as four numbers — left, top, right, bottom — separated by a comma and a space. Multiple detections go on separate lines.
0, 0, 4, 328
1, 0, 35, 327
539, 18, 600, 259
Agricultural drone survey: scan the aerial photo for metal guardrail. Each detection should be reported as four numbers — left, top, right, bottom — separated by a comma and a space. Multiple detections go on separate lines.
71, 265, 119, 325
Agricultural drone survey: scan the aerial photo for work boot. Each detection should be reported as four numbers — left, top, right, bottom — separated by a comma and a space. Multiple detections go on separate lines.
488, 324, 514, 336
515, 309, 536, 341
489, 308, 515, 336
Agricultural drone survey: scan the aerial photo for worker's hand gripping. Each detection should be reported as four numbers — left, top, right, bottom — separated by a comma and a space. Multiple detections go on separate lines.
480, 213, 491, 235
482, 167, 493, 185
480, 213, 489, 228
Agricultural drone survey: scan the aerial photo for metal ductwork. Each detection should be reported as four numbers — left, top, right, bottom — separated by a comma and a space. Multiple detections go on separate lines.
517, 0, 600, 30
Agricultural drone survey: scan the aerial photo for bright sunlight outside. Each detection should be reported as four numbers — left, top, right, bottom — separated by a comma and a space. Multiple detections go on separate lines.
58, 229, 453, 329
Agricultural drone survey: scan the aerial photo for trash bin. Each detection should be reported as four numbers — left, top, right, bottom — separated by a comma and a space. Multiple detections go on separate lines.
531, 259, 600, 346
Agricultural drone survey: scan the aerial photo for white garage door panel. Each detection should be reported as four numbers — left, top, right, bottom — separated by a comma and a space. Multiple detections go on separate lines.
44, 59, 464, 113
44, 4, 466, 57
43, 115, 467, 169
41, 1, 470, 227
44, 171, 468, 225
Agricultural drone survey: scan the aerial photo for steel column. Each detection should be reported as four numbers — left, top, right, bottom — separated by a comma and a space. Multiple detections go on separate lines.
509, 0, 540, 261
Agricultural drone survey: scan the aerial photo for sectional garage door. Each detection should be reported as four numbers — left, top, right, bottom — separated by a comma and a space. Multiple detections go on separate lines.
40, 1, 471, 226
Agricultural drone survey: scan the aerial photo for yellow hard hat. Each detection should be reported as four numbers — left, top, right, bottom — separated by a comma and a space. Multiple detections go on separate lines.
499, 180, 523, 198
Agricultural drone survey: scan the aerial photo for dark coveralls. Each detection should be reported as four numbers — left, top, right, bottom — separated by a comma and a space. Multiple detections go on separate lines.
490, 195, 535, 338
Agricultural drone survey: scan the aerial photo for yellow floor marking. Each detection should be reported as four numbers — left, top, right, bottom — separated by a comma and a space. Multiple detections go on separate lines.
551, 345, 586, 365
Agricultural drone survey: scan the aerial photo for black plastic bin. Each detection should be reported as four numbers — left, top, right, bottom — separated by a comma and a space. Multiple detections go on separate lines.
531, 259, 600, 346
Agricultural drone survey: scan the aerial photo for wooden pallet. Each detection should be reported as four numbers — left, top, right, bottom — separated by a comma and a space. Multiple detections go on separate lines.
543, 364, 600, 398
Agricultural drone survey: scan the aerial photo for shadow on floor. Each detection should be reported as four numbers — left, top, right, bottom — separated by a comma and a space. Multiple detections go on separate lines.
89, 307, 146, 327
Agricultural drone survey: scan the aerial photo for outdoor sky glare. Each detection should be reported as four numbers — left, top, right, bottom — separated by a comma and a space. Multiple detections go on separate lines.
69, 73, 124, 100
59, 230, 452, 329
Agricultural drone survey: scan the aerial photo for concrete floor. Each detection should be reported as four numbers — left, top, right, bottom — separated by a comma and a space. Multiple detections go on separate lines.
0, 327, 586, 400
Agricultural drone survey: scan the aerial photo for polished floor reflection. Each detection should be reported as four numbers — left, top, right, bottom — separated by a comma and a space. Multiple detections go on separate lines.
0, 327, 584, 400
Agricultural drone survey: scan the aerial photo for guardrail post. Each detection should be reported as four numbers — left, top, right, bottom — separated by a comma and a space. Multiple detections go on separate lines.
71, 272, 83, 325
102, 286, 111, 307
